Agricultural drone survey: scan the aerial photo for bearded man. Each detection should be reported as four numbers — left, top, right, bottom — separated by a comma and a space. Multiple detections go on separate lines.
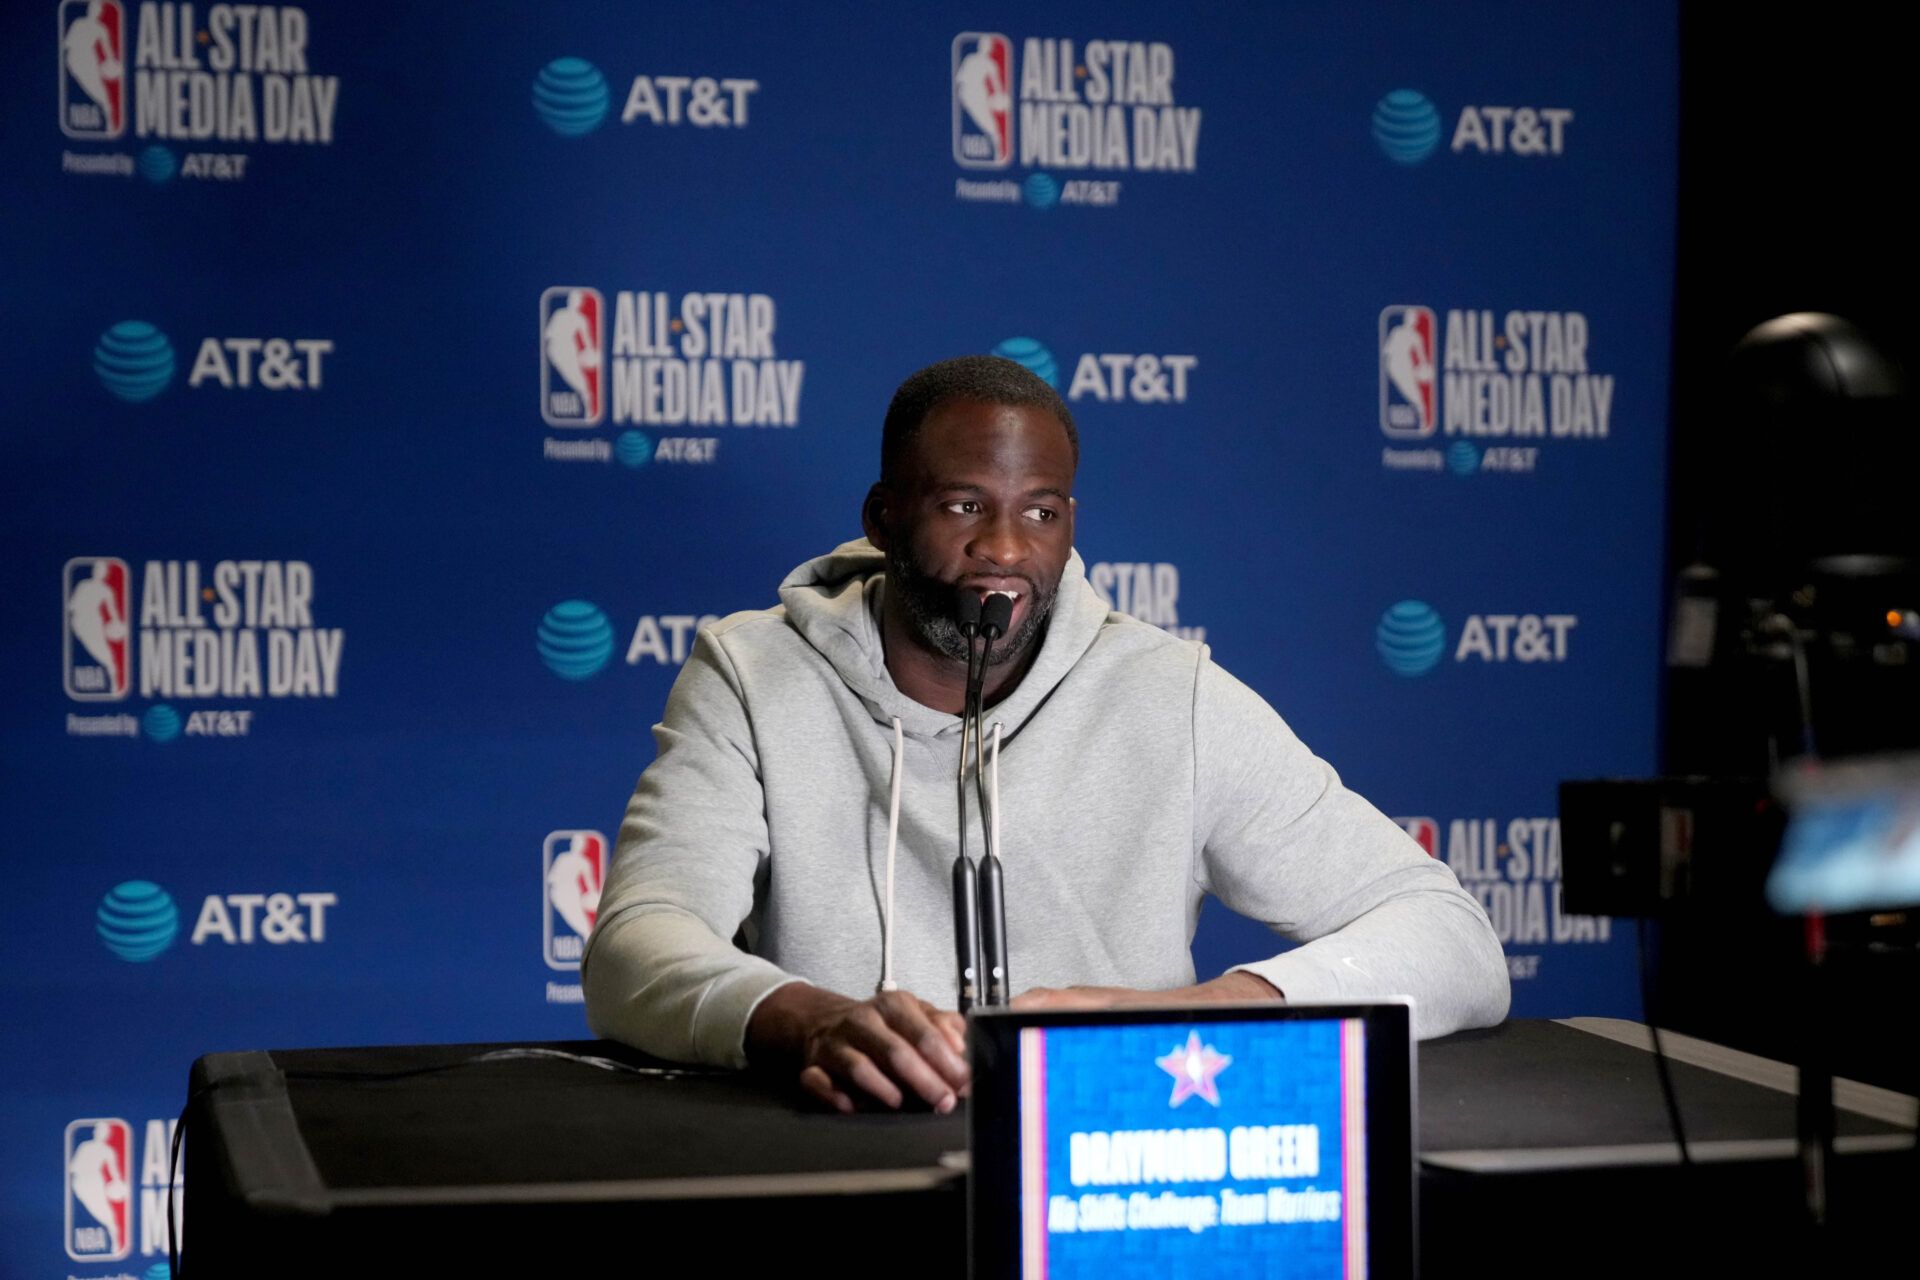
584, 355, 1509, 1112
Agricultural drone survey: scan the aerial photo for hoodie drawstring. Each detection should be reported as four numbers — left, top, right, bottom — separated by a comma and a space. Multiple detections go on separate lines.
989, 721, 1003, 864
879, 717, 1005, 995
879, 716, 904, 993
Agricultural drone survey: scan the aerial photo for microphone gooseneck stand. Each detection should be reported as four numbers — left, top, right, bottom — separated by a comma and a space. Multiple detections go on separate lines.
950, 588, 1015, 1014
973, 593, 1014, 1007
951, 590, 983, 1013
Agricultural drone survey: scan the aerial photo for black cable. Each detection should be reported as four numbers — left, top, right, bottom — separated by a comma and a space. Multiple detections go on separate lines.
1636, 915, 1691, 1166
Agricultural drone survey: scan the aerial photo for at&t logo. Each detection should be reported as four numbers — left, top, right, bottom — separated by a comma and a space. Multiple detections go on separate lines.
1455, 613, 1577, 662
533, 56, 758, 135
1375, 601, 1577, 675
538, 603, 726, 676
538, 601, 614, 679
92, 322, 331, 399
1372, 89, 1572, 162
990, 336, 1195, 404
95, 881, 337, 958
1451, 105, 1572, 155
990, 336, 1057, 386
187, 335, 332, 388
191, 890, 336, 943
1376, 601, 1446, 676
628, 612, 724, 665
96, 881, 179, 961
142, 703, 182, 741
93, 323, 174, 402
1371, 90, 1439, 164
532, 58, 610, 136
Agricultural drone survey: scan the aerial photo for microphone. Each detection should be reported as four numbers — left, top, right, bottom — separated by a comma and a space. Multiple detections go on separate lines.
951, 588, 984, 1013
978, 591, 1014, 644
974, 592, 1014, 1006
954, 588, 982, 640
952, 842, 982, 1014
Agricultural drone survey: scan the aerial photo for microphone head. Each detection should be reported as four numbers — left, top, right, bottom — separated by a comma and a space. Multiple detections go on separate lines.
953, 586, 982, 637
979, 591, 1015, 640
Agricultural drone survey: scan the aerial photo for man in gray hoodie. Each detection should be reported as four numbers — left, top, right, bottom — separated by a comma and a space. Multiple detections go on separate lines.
584, 356, 1509, 1114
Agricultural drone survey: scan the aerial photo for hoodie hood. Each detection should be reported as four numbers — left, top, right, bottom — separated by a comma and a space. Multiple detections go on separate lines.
776, 538, 1108, 739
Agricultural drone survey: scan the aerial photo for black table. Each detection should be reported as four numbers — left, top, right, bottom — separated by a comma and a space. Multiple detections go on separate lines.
184, 1018, 1916, 1275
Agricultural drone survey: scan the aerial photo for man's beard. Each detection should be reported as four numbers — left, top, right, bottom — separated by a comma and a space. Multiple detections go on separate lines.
885, 543, 1053, 667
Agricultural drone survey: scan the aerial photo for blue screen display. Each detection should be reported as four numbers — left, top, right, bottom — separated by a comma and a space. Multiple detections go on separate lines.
1018, 1018, 1368, 1279
1768, 791, 1920, 914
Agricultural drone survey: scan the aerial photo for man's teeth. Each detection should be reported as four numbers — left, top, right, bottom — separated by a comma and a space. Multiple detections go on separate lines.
984, 589, 1020, 600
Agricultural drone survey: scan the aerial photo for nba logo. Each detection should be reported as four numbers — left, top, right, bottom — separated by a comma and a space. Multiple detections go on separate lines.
65, 1118, 131, 1261
1379, 305, 1437, 438
1394, 816, 1440, 857
64, 557, 131, 700
59, 1, 127, 139
952, 33, 1013, 168
540, 287, 604, 427
544, 830, 606, 969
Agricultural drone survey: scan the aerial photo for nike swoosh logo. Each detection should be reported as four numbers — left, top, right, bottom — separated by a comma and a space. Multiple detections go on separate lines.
1340, 956, 1373, 979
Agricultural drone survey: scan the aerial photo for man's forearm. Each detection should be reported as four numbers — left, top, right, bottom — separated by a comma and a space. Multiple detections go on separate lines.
1236, 891, 1510, 1038
581, 905, 797, 1067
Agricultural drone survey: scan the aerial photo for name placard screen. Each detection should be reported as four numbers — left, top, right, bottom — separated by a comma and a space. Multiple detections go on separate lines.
994, 1014, 1376, 1279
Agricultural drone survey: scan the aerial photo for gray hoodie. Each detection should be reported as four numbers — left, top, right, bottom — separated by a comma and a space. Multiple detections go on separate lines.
583, 541, 1509, 1065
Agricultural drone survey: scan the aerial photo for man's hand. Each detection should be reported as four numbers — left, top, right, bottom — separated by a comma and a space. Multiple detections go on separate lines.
1012, 970, 1281, 1011
746, 983, 969, 1114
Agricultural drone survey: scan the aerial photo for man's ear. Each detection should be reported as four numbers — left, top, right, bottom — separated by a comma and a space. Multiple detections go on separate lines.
861, 483, 891, 551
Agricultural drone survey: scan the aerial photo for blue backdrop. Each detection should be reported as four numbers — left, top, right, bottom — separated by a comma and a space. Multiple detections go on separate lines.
0, 1, 1676, 1267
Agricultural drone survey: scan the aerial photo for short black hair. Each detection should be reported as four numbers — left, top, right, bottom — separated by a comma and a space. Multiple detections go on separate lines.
880, 355, 1078, 482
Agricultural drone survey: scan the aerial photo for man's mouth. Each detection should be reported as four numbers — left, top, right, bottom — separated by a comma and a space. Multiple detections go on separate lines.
962, 578, 1030, 605
962, 580, 1035, 641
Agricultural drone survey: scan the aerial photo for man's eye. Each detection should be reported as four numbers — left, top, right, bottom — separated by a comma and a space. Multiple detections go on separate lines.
1023, 506, 1057, 522
944, 500, 982, 515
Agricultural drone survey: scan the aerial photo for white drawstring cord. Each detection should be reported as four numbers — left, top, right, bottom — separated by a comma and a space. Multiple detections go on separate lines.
879, 716, 904, 992
990, 721, 1003, 862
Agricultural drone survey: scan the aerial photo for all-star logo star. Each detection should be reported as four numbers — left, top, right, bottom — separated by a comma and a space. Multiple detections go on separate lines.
1156, 1030, 1232, 1107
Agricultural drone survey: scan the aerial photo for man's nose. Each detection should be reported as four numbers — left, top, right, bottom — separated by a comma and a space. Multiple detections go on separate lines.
969, 511, 1028, 567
